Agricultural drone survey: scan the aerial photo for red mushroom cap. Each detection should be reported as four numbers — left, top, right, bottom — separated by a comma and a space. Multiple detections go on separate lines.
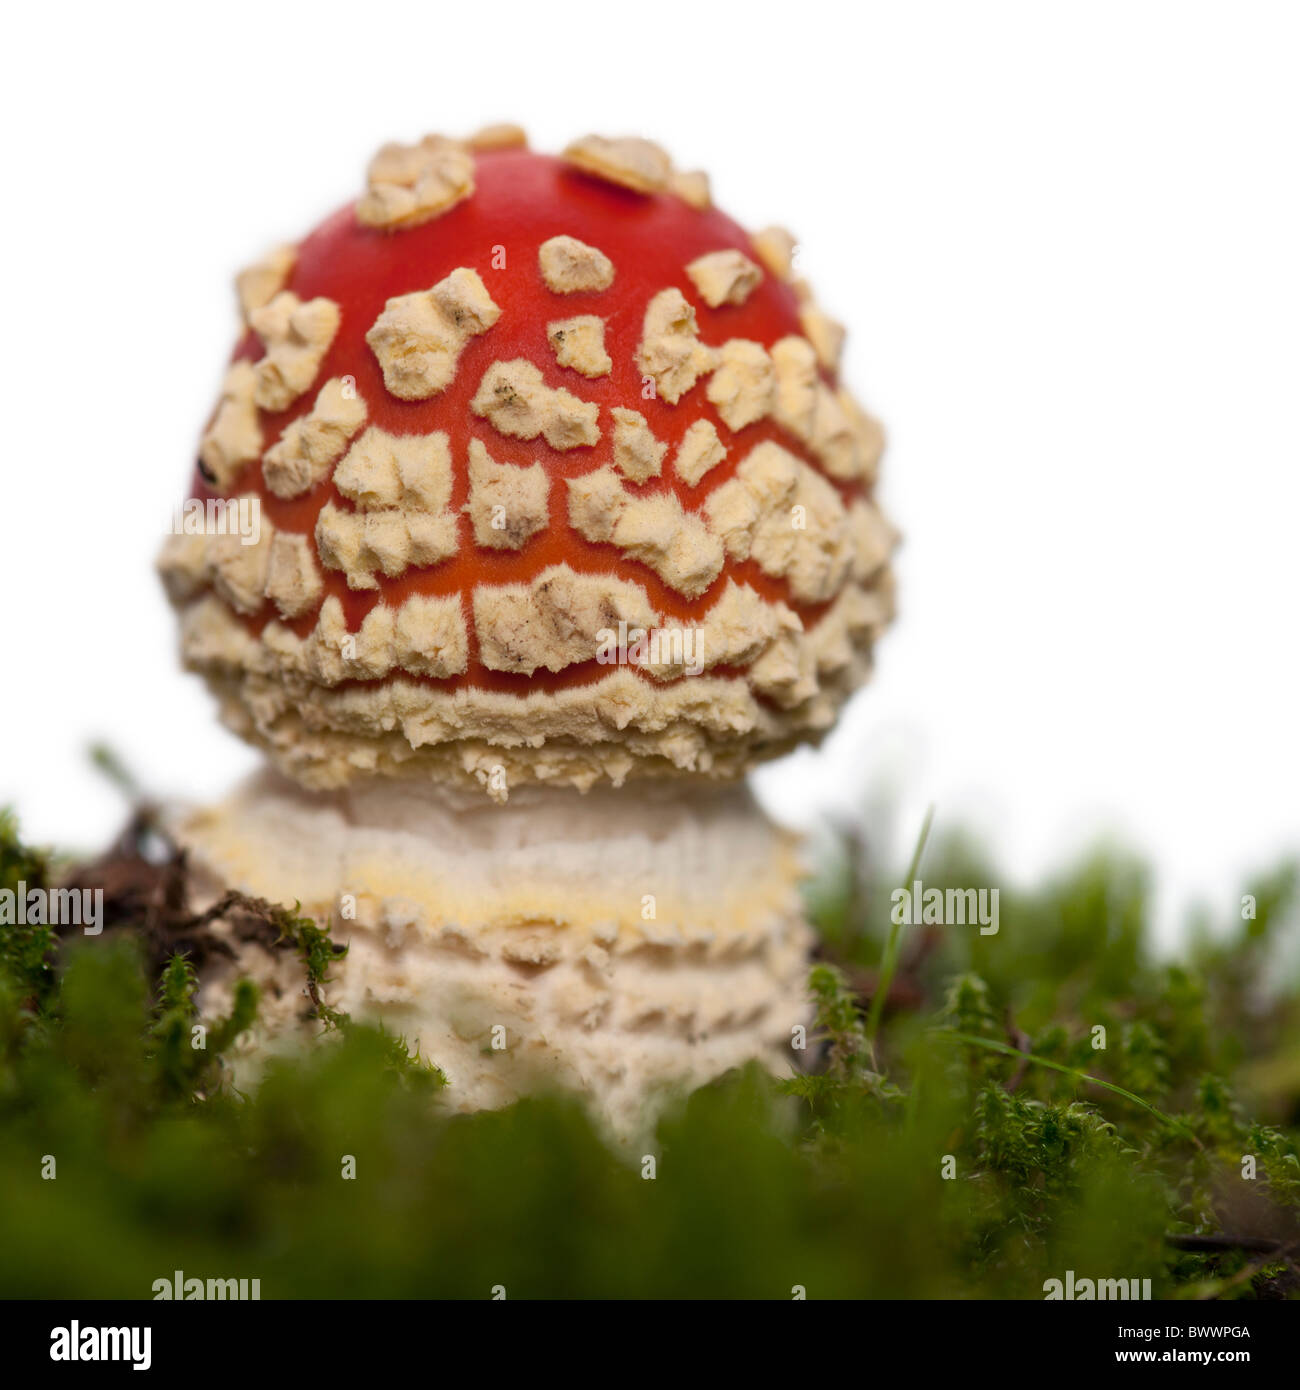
158, 131, 897, 796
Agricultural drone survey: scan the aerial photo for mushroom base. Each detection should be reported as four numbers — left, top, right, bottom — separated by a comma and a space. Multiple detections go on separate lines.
170, 771, 812, 1137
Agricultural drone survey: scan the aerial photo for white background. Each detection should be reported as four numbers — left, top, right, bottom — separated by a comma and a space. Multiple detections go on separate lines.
2, 1, 1297, 943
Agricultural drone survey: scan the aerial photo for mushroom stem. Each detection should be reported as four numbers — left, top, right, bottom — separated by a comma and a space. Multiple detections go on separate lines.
172, 773, 811, 1135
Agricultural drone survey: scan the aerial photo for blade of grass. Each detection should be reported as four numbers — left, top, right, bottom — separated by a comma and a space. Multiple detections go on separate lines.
89, 742, 142, 802
866, 804, 935, 1060
941, 1030, 1202, 1144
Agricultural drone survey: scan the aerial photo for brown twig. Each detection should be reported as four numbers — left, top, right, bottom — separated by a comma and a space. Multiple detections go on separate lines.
1004, 1008, 1032, 1093
1165, 1233, 1286, 1254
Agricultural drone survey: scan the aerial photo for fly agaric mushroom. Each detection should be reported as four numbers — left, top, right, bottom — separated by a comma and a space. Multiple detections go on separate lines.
157, 127, 898, 1134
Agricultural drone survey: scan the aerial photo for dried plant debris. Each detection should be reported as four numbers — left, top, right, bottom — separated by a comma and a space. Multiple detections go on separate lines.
57, 805, 343, 1003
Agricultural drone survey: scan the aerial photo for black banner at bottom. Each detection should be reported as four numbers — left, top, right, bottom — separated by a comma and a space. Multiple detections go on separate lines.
1, 1296, 1285, 1374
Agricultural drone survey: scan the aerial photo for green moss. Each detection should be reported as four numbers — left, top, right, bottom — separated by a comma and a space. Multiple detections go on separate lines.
0, 807, 1296, 1299
0, 809, 56, 1011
